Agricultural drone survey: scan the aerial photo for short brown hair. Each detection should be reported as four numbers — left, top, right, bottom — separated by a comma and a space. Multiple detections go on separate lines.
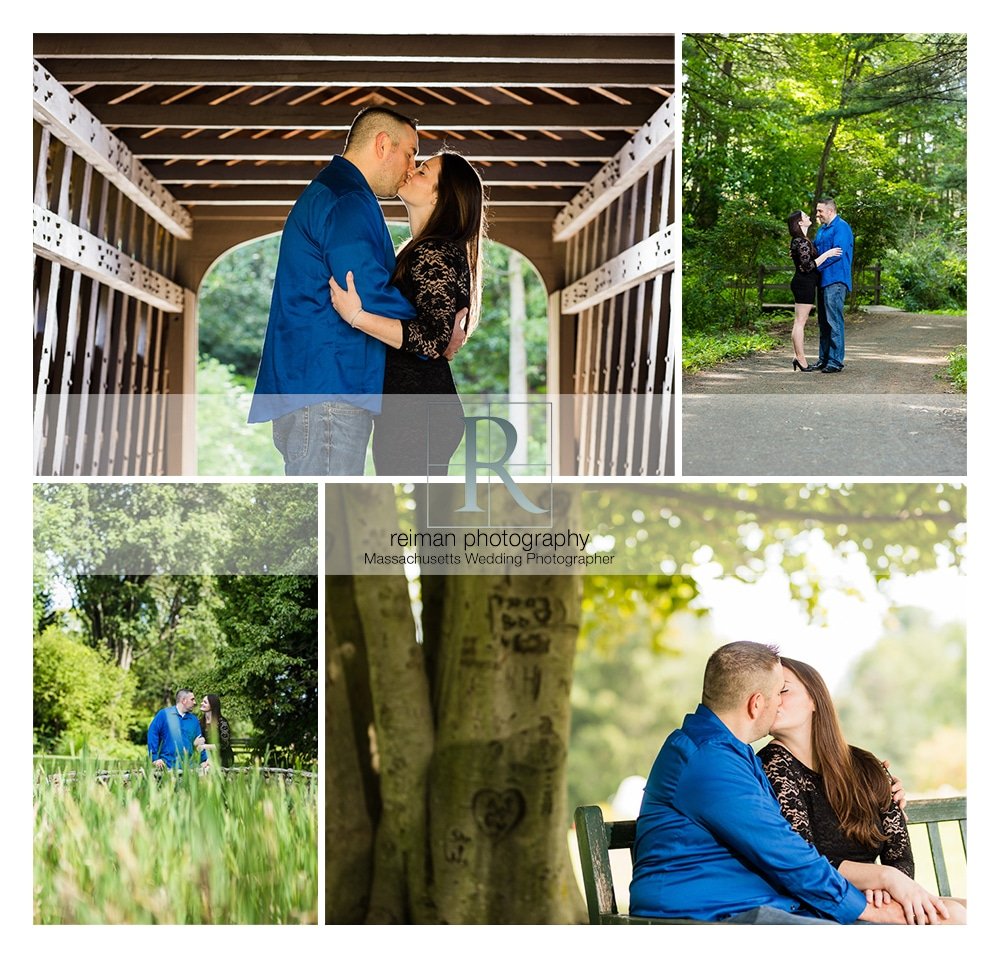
816, 197, 837, 212
344, 106, 418, 154
702, 641, 781, 712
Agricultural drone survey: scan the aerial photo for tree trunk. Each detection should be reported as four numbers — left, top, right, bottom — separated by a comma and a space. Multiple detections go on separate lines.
325, 575, 377, 923
425, 489, 585, 923
427, 571, 584, 922
813, 45, 866, 207
326, 486, 587, 923
332, 485, 437, 923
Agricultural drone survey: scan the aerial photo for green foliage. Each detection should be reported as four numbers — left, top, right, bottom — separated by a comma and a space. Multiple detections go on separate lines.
836, 608, 965, 792
683, 329, 781, 371
683, 33, 967, 354
196, 232, 549, 474
944, 346, 967, 393
198, 235, 281, 379
450, 240, 549, 395
197, 355, 284, 476
34, 487, 319, 761
33, 626, 141, 754
202, 576, 319, 762
881, 235, 967, 311
33, 762, 317, 923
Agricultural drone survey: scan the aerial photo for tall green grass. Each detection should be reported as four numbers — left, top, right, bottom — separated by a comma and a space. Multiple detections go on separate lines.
34, 761, 317, 923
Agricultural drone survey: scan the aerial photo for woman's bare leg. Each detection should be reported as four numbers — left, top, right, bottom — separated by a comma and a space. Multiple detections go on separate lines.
792, 303, 812, 366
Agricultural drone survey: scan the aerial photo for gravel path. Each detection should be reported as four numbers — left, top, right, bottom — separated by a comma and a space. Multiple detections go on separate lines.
681, 308, 967, 476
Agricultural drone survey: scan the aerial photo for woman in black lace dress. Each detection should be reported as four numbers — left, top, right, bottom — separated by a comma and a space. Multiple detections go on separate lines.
759, 657, 965, 923
329, 150, 484, 475
199, 693, 235, 768
787, 211, 841, 372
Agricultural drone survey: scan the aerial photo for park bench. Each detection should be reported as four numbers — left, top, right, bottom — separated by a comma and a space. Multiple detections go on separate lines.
574, 796, 966, 924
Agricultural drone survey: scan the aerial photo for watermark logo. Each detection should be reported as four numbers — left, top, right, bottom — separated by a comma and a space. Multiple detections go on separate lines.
429, 401, 552, 528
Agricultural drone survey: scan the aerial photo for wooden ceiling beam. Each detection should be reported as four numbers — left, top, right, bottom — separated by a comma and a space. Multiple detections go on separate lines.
34, 34, 673, 64
88, 101, 653, 131
189, 203, 560, 223
147, 160, 599, 186
174, 185, 574, 205
38, 57, 674, 89
127, 134, 626, 162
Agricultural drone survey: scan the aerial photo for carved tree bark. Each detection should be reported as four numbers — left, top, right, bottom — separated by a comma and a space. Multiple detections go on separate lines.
326, 485, 587, 924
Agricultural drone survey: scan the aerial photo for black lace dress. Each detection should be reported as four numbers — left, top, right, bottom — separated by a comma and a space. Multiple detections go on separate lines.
374, 239, 469, 476
758, 742, 914, 876
790, 235, 820, 305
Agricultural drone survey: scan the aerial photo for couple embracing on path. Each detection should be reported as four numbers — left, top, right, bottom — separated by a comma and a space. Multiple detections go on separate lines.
248, 106, 485, 477
788, 198, 854, 374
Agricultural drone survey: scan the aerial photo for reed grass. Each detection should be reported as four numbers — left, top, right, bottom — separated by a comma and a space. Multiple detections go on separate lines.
34, 760, 317, 924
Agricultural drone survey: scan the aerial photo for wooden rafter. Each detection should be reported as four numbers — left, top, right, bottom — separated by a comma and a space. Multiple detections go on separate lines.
126, 135, 626, 162
85, 101, 653, 131
39, 58, 674, 89
33, 34, 674, 64
147, 160, 599, 186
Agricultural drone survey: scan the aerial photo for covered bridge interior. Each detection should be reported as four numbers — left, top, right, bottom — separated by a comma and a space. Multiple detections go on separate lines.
33, 33, 675, 476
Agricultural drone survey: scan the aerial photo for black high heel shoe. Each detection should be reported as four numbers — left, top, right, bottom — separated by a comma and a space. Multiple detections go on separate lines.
792, 359, 810, 372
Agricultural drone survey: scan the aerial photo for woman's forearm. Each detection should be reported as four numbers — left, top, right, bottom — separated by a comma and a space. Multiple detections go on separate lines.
838, 860, 890, 890
351, 310, 403, 349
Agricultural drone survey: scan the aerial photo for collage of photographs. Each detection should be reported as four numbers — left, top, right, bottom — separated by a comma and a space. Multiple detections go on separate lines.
28, 25, 972, 941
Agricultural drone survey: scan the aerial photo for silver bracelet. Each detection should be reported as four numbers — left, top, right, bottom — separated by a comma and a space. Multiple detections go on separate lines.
349, 306, 364, 328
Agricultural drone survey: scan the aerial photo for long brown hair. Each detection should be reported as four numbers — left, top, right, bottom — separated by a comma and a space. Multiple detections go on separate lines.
781, 657, 893, 847
392, 150, 486, 333
787, 210, 808, 240
200, 694, 223, 730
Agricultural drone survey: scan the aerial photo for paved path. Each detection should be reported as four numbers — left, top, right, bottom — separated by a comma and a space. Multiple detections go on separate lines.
682, 308, 967, 476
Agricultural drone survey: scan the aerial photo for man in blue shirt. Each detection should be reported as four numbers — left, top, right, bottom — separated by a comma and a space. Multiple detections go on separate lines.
812, 197, 854, 373
249, 107, 420, 474
147, 689, 207, 769
629, 641, 899, 924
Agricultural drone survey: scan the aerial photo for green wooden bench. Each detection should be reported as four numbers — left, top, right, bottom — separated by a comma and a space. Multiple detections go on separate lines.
574, 796, 966, 924
904, 796, 967, 898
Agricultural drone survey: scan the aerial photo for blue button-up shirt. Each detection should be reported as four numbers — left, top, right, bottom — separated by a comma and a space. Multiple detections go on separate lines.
629, 704, 867, 922
815, 214, 854, 290
147, 706, 207, 768
249, 156, 416, 422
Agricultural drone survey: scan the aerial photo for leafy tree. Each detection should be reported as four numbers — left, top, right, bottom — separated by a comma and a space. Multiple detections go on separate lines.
682, 33, 967, 342
33, 626, 141, 754
33, 485, 319, 759
197, 355, 284, 476
203, 575, 319, 763
198, 235, 281, 380
836, 606, 965, 788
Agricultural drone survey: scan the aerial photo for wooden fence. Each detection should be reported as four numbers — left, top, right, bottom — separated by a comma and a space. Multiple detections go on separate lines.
33, 60, 194, 475
732, 263, 884, 311
551, 98, 676, 476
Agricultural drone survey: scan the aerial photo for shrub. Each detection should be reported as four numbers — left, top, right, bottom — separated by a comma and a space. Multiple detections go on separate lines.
882, 236, 967, 312
33, 626, 141, 752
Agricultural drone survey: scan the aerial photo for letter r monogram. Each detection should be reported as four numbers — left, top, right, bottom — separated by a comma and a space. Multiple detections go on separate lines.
457, 416, 547, 515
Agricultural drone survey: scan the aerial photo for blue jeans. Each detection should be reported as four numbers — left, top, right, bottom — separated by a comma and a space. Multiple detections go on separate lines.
271, 401, 373, 476
721, 905, 838, 925
817, 282, 847, 369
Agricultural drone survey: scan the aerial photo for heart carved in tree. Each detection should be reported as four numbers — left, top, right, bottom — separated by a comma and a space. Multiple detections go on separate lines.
472, 788, 526, 840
